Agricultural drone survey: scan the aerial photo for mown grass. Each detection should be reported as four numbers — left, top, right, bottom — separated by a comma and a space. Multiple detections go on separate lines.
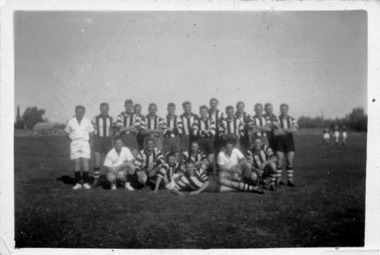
14, 134, 366, 248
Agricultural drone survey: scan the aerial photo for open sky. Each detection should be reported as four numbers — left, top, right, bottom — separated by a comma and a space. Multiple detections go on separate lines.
14, 11, 367, 123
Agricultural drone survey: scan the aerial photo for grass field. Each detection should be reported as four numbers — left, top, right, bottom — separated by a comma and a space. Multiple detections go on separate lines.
14, 133, 366, 248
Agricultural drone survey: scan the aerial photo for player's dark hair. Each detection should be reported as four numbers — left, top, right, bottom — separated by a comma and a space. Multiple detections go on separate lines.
75, 105, 86, 112
225, 134, 238, 146
264, 103, 272, 109
114, 135, 123, 143
236, 101, 245, 108
167, 103, 176, 108
185, 159, 195, 166
166, 152, 176, 160
148, 103, 157, 109
280, 104, 289, 109
145, 137, 155, 145
191, 140, 199, 146
182, 101, 191, 108
134, 104, 141, 109
209, 98, 218, 104
124, 99, 133, 105
225, 105, 234, 112
255, 103, 263, 109
100, 102, 109, 108
199, 105, 209, 111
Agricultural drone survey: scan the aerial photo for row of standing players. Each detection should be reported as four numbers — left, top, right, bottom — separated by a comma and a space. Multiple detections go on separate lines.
64, 98, 298, 194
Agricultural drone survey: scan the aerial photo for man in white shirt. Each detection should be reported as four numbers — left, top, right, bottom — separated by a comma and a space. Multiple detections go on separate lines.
217, 139, 258, 186
104, 136, 136, 190
65, 105, 94, 190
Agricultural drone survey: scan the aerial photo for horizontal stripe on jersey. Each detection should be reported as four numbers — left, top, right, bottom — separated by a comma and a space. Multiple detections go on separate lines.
175, 169, 208, 191
116, 112, 141, 133
219, 117, 244, 137
135, 148, 165, 170
246, 145, 275, 168
208, 109, 224, 133
277, 115, 298, 129
192, 117, 216, 138
164, 115, 183, 138
182, 149, 207, 164
235, 111, 250, 126
157, 163, 182, 183
249, 115, 269, 137
180, 113, 199, 136
92, 115, 115, 137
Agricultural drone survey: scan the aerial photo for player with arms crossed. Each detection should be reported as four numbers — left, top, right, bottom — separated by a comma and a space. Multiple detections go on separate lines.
133, 103, 145, 150
263, 103, 277, 150
272, 104, 298, 187
162, 103, 183, 161
153, 153, 183, 193
171, 159, 263, 196
91, 102, 115, 188
65, 105, 94, 190
219, 106, 245, 150
249, 103, 271, 148
181, 140, 209, 174
179, 101, 199, 152
103, 136, 136, 190
140, 103, 166, 151
235, 101, 251, 154
209, 98, 225, 153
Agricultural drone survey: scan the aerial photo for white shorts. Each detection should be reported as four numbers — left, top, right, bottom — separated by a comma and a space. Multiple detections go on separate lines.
323, 133, 330, 140
333, 131, 340, 138
70, 140, 91, 160
342, 132, 347, 139
165, 181, 176, 190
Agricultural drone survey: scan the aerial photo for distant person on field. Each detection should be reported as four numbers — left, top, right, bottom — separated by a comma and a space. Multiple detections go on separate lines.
341, 125, 348, 146
322, 127, 330, 146
64, 105, 94, 190
103, 136, 136, 190
333, 125, 340, 146
91, 102, 115, 188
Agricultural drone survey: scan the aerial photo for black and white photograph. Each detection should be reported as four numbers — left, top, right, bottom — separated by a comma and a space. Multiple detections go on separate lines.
1, 0, 380, 253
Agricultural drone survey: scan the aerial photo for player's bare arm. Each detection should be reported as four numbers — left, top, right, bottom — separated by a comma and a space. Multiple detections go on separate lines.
189, 181, 210, 195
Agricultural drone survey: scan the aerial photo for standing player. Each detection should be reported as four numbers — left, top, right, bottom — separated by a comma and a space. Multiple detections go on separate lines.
134, 103, 145, 150
91, 102, 115, 187
246, 137, 277, 191
322, 127, 330, 146
273, 104, 298, 187
263, 103, 277, 150
341, 125, 348, 146
192, 105, 216, 174
116, 99, 142, 158
140, 103, 166, 151
153, 153, 183, 193
103, 136, 136, 190
134, 138, 166, 189
179, 101, 199, 152
249, 103, 271, 147
333, 124, 340, 146
181, 140, 209, 173
162, 103, 183, 161
209, 98, 225, 153
235, 101, 251, 154
219, 106, 244, 150
64, 105, 94, 190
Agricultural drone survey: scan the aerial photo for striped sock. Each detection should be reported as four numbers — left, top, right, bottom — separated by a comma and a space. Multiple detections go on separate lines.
276, 167, 282, 181
286, 167, 294, 182
270, 173, 276, 184
93, 167, 100, 180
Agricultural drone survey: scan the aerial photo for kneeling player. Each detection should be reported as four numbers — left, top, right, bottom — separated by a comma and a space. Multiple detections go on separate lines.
103, 136, 136, 190
171, 160, 263, 195
181, 140, 208, 173
134, 138, 166, 189
153, 153, 183, 193
246, 137, 277, 191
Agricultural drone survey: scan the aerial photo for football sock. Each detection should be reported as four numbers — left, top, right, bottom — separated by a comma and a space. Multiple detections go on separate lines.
270, 173, 276, 184
276, 167, 282, 181
93, 167, 100, 180
286, 167, 294, 182
83, 171, 89, 184
238, 182, 258, 192
74, 171, 81, 184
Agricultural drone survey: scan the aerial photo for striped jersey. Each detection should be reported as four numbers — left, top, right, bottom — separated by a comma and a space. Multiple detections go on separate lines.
182, 149, 207, 164
249, 115, 269, 137
116, 112, 142, 134
157, 163, 182, 183
92, 114, 115, 137
276, 115, 298, 137
135, 148, 165, 170
235, 111, 250, 126
219, 117, 244, 138
164, 115, 183, 138
246, 145, 275, 168
141, 115, 166, 136
174, 169, 208, 191
192, 117, 216, 138
208, 109, 224, 134
180, 113, 199, 136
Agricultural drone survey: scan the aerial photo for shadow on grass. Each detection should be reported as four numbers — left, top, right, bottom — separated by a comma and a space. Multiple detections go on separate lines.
56, 175, 111, 189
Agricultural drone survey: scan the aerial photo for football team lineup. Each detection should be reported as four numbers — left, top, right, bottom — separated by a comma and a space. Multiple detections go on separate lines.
64, 98, 314, 195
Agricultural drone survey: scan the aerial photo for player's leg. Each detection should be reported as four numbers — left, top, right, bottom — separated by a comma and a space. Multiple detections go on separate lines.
285, 151, 295, 187
81, 157, 91, 189
73, 158, 82, 190
106, 171, 117, 190
93, 152, 102, 187
219, 177, 263, 194
267, 162, 277, 191
275, 151, 285, 186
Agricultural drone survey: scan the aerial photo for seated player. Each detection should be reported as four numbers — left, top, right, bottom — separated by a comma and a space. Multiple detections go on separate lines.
322, 127, 330, 146
170, 160, 263, 196
103, 136, 136, 190
181, 140, 208, 173
153, 153, 183, 193
162, 103, 183, 161
140, 103, 166, 151
246, 137, 277, 191
64, 105, 94, 190
134, 137, 166, 189
217, 137, 259, 186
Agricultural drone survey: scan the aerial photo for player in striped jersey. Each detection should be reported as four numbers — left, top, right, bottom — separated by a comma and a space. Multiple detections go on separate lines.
171, 160, 263, 195
246, 137, 277, 191
235, 101, 251, 154
192, 105, 216, 174
134, 138, 166, 189
116, 99, 142, 158
219, 106, 245, 150
153, 153, 183, 193
140, 103, 166, 151
133, 103, 145, 150
181, 140, 208, 173
162, 103, 183, 162
263, 103, 278, 150
179, 101, 199, 152
273, 104, 298, 187
249, 103, 271, 148
209, 98, 225, 153
91, 102, 115, 187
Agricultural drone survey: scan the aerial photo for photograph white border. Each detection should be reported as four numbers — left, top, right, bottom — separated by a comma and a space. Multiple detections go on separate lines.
1, 0, 379, 254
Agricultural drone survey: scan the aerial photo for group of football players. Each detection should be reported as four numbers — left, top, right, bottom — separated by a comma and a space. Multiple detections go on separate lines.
64, 98, 299, 195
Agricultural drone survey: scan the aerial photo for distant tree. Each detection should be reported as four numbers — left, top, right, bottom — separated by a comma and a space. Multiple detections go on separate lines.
21, 107, 47, 129
346, 107, 367, 132
14, 105, 25, 129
